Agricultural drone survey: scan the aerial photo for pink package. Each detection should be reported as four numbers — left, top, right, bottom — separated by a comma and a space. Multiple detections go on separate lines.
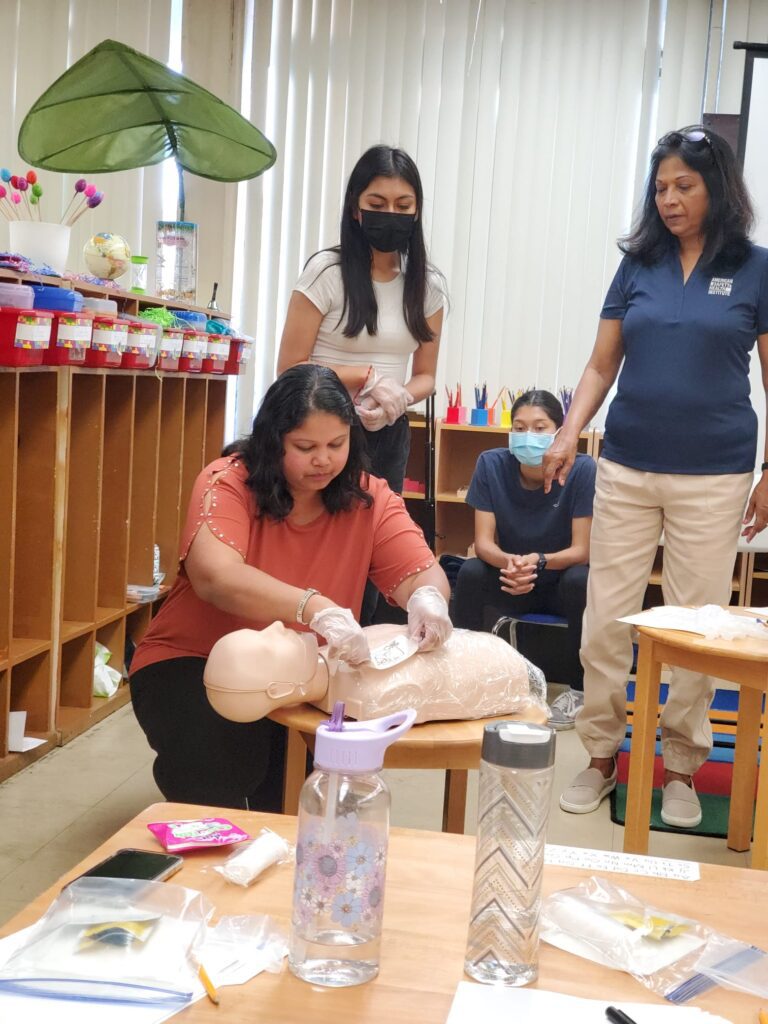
147, 817, 250, 852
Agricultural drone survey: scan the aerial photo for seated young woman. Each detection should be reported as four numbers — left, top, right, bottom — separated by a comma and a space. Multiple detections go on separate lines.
452, 389, 595, 728
129, 364, 451, 811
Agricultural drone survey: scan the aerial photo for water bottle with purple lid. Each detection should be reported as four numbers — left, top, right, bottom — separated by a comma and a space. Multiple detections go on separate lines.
288, 702, 416, 987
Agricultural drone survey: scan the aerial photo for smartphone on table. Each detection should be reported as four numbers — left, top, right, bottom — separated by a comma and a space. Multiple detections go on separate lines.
74, 848, 184, 883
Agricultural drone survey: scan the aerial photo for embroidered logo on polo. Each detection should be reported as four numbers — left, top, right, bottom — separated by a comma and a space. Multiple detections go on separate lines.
708, 277, 733, 296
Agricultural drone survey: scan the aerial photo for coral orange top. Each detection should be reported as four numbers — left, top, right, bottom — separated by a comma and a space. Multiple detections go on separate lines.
131, 455, 434, 673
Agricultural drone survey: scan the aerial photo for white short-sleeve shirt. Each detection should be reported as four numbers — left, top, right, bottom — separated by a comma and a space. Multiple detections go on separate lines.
294, 250, 445, 385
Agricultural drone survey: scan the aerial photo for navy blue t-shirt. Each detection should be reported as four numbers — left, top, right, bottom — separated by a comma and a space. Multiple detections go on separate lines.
466, 450, 596, 579
601, 244, 768, 474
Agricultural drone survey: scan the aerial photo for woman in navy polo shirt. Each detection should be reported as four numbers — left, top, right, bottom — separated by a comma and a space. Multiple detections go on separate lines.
453, 390, 595, 728
546, 127, 768, 829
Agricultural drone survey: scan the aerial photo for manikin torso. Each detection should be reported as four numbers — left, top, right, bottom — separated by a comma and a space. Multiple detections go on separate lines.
204, 622, 545, 725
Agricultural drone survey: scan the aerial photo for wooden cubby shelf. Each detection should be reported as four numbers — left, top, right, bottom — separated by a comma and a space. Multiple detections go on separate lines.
0, 359, 227, 780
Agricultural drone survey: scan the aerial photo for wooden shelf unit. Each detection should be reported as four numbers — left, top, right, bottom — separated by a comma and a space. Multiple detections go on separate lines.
0, 268, 230, 323
0, 366, 227, 782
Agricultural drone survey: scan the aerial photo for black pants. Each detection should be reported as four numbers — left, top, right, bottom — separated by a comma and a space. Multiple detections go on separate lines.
130, 657, 286, 811
361, 414, 411, 626
452, 559, 588, 691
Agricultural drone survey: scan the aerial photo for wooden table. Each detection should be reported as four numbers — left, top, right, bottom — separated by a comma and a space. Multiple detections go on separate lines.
268, 703, 546, 833
624, 624, 768, 867
2, 802, 765, 1022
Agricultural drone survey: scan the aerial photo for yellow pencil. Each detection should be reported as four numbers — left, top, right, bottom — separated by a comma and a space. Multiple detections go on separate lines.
198, 962, 219, 1006
190, 953, 220, 1005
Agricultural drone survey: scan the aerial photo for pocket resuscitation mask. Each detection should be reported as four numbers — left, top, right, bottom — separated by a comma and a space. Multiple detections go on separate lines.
508, 431, 556, 466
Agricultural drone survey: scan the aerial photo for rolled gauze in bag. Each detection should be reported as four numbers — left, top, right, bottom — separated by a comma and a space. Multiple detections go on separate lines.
214, 829, 293, 887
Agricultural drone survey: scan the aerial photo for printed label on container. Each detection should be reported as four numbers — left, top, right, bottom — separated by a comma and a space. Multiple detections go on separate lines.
159, 330, 184, 358
206, 336, 230, 359
92, 324, 128, 352
182, 335, 206, 357
56, 317, 92, 349
239, 341, 253, 363
14, 315, 52, 350
125, 325, 154, 355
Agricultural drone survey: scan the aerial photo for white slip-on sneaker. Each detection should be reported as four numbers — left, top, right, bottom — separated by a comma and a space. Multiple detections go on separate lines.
559, 762, 617, 814
660, 780, 702, 828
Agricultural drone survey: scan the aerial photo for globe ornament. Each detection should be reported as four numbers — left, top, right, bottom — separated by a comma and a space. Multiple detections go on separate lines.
83, 232, 132, 279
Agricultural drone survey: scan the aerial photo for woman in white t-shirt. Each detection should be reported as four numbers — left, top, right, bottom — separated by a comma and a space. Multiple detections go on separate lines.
277, 145, 446, 495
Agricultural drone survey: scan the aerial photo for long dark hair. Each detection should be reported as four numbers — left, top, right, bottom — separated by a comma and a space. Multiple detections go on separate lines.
223, 365, 372, 520
620, 126, 754, 271
307, 145, 441, 342
510, 389, 564, 429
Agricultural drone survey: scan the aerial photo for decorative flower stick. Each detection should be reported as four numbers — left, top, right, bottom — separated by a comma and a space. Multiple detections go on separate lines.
69, 191, 104, 226
60, 178, 87, 224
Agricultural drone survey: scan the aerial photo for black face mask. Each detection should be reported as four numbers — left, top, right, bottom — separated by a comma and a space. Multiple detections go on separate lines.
359, 210, 416, 253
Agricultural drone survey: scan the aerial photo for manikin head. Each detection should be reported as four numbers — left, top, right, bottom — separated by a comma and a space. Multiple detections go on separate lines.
204, 622, 328, 722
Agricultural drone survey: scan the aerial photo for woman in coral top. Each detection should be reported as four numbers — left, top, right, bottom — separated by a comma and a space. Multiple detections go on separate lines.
130, 364, 451, 811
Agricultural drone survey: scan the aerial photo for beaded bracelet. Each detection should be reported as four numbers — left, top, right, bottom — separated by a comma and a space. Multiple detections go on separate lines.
296, 587, 321, 624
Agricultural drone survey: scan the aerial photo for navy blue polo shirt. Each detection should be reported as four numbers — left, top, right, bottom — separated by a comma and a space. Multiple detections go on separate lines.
601, 244, 768, 474
466, 450, 595, 579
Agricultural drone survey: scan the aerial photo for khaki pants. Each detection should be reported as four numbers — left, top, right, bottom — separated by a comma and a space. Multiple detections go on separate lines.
576, 459, 752, 775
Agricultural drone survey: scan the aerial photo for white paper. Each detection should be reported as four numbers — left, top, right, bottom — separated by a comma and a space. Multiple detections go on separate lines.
618, 605, 768, 640
544, 845, 700, 881
445, 981, 732, 1023
7, 712, 46, 754
368, 634, 419, 670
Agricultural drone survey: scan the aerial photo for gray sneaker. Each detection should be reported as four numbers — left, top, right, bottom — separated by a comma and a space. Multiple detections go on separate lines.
660, 780, 702, 828
560, 762, 617, 814
547, 688, 584, 730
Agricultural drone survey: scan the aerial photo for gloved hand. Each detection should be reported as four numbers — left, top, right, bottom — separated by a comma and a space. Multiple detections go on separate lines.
357, 369, 413, 425
406, 585, 452, 652
309, 606, 371, 665
356, 404, 388, 432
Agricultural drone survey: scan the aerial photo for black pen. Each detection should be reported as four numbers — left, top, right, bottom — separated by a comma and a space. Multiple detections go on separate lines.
605, 1007, 639, 1024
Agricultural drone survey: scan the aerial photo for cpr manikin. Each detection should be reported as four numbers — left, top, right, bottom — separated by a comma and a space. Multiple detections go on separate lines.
204, 621, 547, 725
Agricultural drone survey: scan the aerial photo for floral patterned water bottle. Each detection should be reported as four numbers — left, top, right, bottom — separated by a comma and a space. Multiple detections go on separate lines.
288, 702, 416, 987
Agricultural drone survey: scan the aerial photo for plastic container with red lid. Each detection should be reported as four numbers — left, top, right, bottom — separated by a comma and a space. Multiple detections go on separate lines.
121, 321, 157, 370
224, 333, 253, 375
178, 329, 207, 373
43, 310, 94, 366
0, 308, 53, 366
85, 315, 128, 368
156, 327, 185, 372
202, 331, 230, 374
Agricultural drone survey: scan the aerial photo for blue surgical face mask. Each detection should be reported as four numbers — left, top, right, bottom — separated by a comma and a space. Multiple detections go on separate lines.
508, 431, 555, 466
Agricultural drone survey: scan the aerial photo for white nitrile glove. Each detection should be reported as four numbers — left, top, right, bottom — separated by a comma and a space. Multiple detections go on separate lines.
357, 369, 412, 425
406, 585, 453, 652
309, 606, 371, 665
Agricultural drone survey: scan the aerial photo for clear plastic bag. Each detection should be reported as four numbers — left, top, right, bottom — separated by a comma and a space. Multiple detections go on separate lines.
313, 625, 548, 723
0, 878, 212, 1005
196, 914, 288, 983
539, 876, 768, 1003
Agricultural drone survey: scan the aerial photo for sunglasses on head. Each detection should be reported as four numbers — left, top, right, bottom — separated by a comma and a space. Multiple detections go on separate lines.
657, 126, 712, 148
